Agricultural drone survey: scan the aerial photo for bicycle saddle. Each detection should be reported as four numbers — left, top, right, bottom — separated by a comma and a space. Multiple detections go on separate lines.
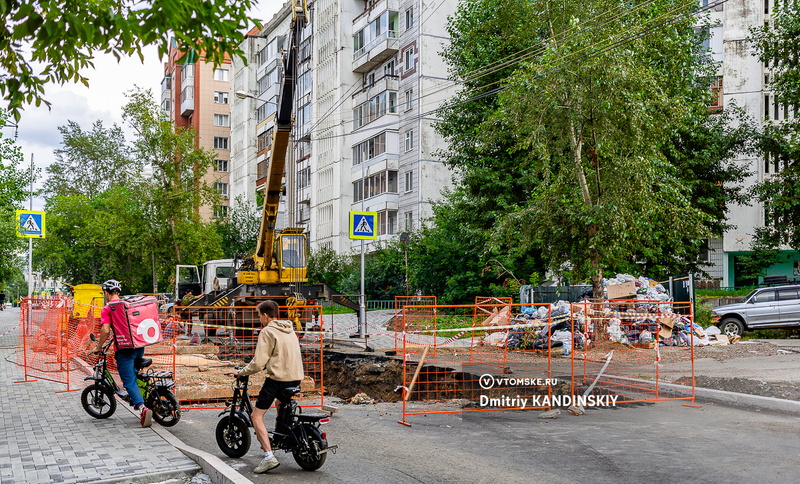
279, 386, 301, 399
134, 357, 153, 370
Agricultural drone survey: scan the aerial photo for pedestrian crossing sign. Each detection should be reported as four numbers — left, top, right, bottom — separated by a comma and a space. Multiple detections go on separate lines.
16, 210, 46, 238
349, 211, 377, 240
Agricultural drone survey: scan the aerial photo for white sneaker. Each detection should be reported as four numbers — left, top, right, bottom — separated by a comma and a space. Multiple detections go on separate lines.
254, 456, 280, 473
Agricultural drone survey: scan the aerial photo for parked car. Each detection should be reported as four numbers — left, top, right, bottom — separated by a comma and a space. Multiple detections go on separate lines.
711, 284, 800, 336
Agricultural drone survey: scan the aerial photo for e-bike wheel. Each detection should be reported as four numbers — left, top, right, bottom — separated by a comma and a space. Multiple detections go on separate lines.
147, 388, 181, 427
216, 415, 251, 458
292, 424, 327, 471
81, 383, 117, 419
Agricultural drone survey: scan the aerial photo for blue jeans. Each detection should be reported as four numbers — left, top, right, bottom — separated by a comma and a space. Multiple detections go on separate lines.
115, 347, 145, 408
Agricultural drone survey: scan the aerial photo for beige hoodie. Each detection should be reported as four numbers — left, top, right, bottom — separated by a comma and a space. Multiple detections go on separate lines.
238, 319, 304, 381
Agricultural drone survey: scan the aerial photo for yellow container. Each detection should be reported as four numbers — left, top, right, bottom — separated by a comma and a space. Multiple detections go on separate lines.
73, 284, 103, 319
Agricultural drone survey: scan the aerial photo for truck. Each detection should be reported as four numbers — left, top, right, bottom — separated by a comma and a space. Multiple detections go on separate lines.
175, 0, 358, 334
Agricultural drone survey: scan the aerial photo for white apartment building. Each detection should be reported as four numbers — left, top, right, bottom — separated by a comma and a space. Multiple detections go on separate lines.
230, 0, 457, 255
704, 0, 799, 287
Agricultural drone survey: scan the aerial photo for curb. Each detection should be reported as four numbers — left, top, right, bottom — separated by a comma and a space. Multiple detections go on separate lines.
86, 464, 200, 484
152, 426, 253, 484
600, 375, 800, 416
121, 404, 252, 484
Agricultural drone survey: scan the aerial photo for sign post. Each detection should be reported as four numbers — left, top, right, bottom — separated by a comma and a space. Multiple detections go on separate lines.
350, 211, 377, 338
17, 210, 45, 298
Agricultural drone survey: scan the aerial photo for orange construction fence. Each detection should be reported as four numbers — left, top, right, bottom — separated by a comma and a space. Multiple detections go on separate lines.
170, 304, 325, 409
398, 300, 697, 425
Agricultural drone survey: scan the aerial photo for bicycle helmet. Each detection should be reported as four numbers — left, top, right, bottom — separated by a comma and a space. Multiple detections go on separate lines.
101, 279, 122, 293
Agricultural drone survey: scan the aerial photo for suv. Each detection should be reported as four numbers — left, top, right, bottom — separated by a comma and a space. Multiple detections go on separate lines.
711, 284, 800, 336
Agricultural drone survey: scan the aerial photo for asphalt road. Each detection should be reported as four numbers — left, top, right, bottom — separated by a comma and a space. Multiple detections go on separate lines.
169, 397, 800, 483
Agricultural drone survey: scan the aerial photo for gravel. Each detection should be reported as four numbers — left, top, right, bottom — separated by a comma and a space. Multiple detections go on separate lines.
676, 340, 800, 401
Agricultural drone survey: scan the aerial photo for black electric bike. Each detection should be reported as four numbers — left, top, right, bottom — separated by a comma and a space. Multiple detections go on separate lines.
81, 334, 181, 427
216, 367, 336, 470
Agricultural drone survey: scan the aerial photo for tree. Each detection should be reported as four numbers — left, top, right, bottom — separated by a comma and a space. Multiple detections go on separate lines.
1, 0, 259, 119
44, 120, 138, 199
440, 0, 740, 296
0, 110, 31, 285
215, 196, 260, 259
749, 4, 800, 252
34, 90, 223, 292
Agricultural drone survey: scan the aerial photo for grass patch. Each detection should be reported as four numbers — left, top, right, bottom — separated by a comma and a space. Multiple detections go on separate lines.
742, 328, 800, 340
696, 287, 755, 298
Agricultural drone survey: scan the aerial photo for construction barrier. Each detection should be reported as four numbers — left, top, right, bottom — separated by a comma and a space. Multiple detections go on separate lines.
170, 304, 325, 409
568, 299, 697, 404
390, 295, 437, 352
398, 300, 697, 425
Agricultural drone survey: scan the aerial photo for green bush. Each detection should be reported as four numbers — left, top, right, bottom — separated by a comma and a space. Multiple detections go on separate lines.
696, 287, 755, 298
693, 303, 714, 327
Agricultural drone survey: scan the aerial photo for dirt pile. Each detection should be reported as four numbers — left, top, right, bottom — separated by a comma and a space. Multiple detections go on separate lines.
323, 351, 403, 402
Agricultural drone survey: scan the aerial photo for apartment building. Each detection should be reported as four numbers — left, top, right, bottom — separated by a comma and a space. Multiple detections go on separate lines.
161, 39, 233, 220
230, 0, 457, 255
703, 0, 799, 286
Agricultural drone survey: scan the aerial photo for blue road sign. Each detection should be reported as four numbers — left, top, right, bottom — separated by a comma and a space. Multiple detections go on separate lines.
16, 210, 46, 238
350, 211, 377, 240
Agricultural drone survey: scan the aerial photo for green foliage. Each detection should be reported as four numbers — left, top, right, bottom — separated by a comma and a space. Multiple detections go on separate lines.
696, 287, 756, 298
215, 196, 259, 259
0, 0, 259, 119
34, 90, 223, 292
693, 303, 714, 327
749, 5, 800, 253
307, 247, 358, 294
0, 111, 32, 285
436, 0, 746, 298
45, 120, 138, 198
735, 229, 782, 281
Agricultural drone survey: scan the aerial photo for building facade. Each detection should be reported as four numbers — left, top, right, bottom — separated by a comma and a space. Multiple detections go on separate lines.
162, 40, 233, 220
230, 0, 457, 255
703, 0, 799, 287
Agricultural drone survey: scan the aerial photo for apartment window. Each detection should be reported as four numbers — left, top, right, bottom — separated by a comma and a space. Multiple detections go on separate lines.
213, 114, 230, 127
214, 68, 229, 82
384, 60, 395, 77
299, 70, 312, 94
214, 136, 229, 150
297, 103, 312, 129
352, 170, 398, 202
214, 91, 229, 104
297, 167, 311, 189
214, 159, 229, 172
699, 239, 710, 262
405, 171, 414, 192
258, 130, 273, 152
181, 63, 193, 81
405, 89, 413, 111
352, 133, 387, 165
404, 211, 413, 231
406, 8, 414, 30
353, 91, 398, 129
213, 205, 229, 218
404, 46, 415, 70
379, 210, 398, 235
161, 99, 171, 113
405, 130, 414, 152
215, 182, 229, 198
353, 11, 399, 57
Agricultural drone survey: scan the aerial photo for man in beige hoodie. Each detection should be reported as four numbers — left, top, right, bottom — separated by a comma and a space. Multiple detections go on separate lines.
226, 300, 304, 473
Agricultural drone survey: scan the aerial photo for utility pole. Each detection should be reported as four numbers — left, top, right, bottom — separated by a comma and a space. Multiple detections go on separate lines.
27, 154, 34, 298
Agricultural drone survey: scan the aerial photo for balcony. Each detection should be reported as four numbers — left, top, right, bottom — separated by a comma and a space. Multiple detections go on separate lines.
353, 75, 399, 105
180, 86, 194, 116
353, 31, 399, 73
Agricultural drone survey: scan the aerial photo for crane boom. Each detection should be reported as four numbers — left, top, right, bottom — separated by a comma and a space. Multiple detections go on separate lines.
253, 0, 307, 273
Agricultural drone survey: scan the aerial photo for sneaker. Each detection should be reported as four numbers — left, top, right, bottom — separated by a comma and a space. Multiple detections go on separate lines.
253, 456, 280, 474
139, 407, 152, 428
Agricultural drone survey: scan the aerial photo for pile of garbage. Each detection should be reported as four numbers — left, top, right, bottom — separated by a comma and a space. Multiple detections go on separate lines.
599, 273, 672, 303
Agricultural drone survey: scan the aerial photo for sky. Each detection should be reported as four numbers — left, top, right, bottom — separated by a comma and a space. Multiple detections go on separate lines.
8, 2, 282, 211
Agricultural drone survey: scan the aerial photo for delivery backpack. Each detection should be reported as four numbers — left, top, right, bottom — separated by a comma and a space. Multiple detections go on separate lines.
108, 296, 162, 350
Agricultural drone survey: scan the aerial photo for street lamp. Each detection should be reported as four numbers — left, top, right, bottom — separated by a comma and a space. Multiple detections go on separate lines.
235, 90, 277, 104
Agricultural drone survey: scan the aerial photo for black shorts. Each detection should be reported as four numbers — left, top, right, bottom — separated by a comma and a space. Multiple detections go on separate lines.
255, 378, 301, 410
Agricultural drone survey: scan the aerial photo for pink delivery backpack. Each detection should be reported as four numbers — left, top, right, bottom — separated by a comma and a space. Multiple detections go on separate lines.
107, 296, 163, 350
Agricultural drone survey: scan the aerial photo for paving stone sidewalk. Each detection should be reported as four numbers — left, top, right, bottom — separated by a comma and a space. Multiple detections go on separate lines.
0, 308, 200, 484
